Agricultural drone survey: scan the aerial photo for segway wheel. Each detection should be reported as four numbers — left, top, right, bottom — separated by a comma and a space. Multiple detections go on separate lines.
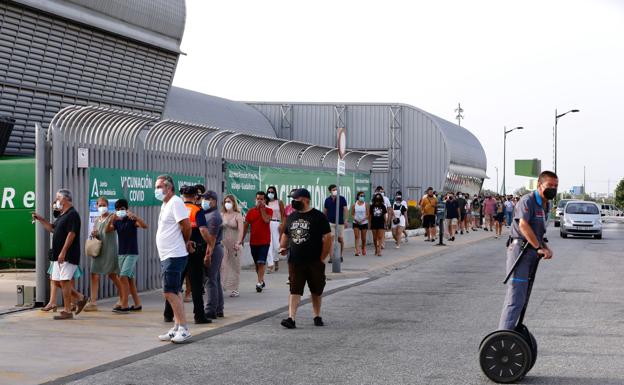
479, 331, 533, 383
515, 324, 538, 371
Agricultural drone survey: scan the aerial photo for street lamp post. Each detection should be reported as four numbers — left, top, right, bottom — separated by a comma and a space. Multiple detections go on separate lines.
553, 108, 580, 176
495, 166, 499, 194
503, 126, 524, 196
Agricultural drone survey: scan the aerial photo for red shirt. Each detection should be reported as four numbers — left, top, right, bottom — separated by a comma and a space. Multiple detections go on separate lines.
245, 207, 273, 245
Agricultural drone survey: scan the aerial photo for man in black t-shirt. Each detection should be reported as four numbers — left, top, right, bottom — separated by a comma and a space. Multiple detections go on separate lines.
279, 188, 332, 329
445, 193, 460, 242
32, 189, 88, 320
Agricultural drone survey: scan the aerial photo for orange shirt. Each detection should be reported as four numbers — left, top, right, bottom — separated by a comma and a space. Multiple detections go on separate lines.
420, 195, 437, 216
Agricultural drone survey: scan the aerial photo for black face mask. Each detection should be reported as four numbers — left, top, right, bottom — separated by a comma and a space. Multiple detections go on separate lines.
292, 200, 304, 211
543, 188, 557, 200
52, 209, 61, 218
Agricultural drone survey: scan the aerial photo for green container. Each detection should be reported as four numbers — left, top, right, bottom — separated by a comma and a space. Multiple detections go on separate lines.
0, 157, 35, 260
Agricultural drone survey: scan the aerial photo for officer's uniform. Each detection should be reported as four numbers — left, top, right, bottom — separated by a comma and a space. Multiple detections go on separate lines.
498, 191, 550, 330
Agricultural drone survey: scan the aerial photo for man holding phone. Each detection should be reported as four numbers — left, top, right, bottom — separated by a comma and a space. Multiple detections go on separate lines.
279, 188, 332, 329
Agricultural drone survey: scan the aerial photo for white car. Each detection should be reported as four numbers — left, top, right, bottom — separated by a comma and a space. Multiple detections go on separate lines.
600, 203, 622, 217
560, 201, 602, 239
554, 199, 573, 227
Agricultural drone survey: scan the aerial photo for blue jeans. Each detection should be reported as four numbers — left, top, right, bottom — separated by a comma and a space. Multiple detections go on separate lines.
204, 244, 224, 314
505, 211, 513, 226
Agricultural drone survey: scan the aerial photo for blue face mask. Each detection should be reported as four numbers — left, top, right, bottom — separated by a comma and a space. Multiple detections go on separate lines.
155, 188, 165, 201
201, 200, 211, 211
358, 196, 365, 202
116, 210, 127, 218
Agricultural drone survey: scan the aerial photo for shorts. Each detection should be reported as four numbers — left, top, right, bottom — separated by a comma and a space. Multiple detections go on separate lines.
496, 213, 505, 223
460, 211, 467, 221
118, 254, 139, 278
161, 256, 188, 294
288, 262, 326, 296
48, 263, 82, 280
352, 222, 369, 230
51, 261, 78, 281
472, 211, 480, 218
250, 244, 270, 265
422, 215, 436, 228
330, 223, 344, 238
446, 218, 458, 226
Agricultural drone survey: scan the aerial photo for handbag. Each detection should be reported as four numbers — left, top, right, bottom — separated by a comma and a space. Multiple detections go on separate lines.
85, 236, 102, 258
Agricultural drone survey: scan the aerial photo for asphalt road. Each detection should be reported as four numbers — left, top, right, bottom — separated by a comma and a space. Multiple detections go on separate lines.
65, 223, 624, 385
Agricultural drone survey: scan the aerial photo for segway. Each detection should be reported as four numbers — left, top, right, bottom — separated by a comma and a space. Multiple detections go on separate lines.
479, 242, 541, 383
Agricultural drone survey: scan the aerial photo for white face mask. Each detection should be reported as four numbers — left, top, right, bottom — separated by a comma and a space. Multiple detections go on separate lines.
155, 188, 165, 201
331, 190, 338, 197
201, 200, 211, 211
54, 200, 62, 210
116, 210, 127, 218
224, 202, 233, 211
267, 193, 275, 200
98, 206, 108, 215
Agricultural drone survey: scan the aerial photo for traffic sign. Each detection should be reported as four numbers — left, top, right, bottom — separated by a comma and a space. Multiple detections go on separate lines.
337, 159, 346, 175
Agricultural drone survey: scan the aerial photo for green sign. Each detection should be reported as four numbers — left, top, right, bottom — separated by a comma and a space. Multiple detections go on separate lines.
89, 168, 204, 206
0, 157, 36, 259
225, 163, 371, 214
515, 159, 541, 178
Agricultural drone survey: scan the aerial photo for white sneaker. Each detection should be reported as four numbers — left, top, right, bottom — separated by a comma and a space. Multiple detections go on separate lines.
171, 327, 192, 343
158, 327, 177, 341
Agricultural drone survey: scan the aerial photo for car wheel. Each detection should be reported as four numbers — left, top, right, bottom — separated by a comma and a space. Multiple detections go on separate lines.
560, 231, 567, 238
594, 234, 602, 240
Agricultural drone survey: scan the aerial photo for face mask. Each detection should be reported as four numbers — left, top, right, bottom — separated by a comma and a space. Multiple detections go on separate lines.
98, 206, 108, 215
458, 194, 463, 199
380, 192, 385, 197
201, 200, 211, 211
116, 210, 127, 218
292, 200, 304, 211
267, 193, 275, 200
358, 196, 365, 202
543, 187, 557, 200
155, 188, 165, 201
331, 190, 338, 197
396, 196, 402, 201
52, 209, 61, 218
54, 200, 62, 210
224, 202, 233, 211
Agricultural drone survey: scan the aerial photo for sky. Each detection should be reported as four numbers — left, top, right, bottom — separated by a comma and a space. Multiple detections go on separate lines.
172, 0, 624, 196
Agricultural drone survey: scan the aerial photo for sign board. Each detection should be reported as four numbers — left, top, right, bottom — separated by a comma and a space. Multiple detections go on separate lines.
337, 159, 346, 176
337, 128, 346, 159
225, 163, 371, 215
515, 159, 541, 178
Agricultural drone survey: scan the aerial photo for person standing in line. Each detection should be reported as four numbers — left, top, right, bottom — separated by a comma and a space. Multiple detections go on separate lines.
391, 191, 408, 248
266, 186, 285, 273
471, 194, 481, 231
494, 196, 505, 239
220, 195, 244, 298
279, 188, 332, 329
504, 195, 514, 227
323, 184, 348, 263
163, 186, 211, 324
243, 191, 273, 293
373, 186, 392, 249
201, 190, 225, 319
445, 193, 460, 242
369, 193, 388, 256
456, 192, 468, 235
465, 194, 473, 233
155, 175, 193, 343
483, 194, 497, 232
109, 199, 148, 313
32, 189, 88, 319
350, 191, 369, 256
84, 197, 123, 312
420, 187, 438, 242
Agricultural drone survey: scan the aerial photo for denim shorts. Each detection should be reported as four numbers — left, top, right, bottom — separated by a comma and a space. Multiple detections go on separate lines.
161, 256, 188, 294
250, 244, 269, 265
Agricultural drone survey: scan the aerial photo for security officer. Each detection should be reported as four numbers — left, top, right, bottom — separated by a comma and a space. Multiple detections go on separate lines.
498, 171, 558, 330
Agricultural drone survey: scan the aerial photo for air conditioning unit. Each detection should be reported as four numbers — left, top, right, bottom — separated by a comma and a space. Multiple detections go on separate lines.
16, 285, 36, 307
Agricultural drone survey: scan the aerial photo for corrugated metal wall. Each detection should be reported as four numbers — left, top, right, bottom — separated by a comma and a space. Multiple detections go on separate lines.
0, 1, 179, 155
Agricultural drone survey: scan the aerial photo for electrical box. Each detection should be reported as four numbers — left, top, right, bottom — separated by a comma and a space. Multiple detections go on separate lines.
16, 285, 36, 307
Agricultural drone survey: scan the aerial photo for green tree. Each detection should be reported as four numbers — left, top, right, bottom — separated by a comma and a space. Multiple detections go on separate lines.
615, 178, 624, 208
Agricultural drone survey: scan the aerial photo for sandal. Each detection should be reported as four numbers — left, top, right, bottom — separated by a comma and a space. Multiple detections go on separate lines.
41, 304, 57, 312
230, 290, 240, 297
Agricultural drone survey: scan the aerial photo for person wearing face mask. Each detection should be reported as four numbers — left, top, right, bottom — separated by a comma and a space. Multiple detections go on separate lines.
32, 189, 88, 319
373, 186, 392, 249
110, 199, 148, 313
220, 195, 245, 298
265, 186, 286, 273
197, 190, 224, 320
242, 191, 273, 293
445, 193, 460, 241
471, 194, 481, 231
83, 196, 123, 312
369, 193, 388, 256
278, 188, 332, 329
498, 171, 558, 330
350, 191, 369, 256
456, 192, 468, 235
420, 187, 438, 242
323, 184, 349, 262
391, 191, 408, 248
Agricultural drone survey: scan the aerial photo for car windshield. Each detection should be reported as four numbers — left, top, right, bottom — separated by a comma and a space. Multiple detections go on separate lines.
558, 200, 571, 208
565, 203, 599, 215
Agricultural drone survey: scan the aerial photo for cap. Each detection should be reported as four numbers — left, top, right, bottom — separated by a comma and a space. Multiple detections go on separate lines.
290, 188, 311, 199
179, 185, 198, 196
201, 190, 218, 200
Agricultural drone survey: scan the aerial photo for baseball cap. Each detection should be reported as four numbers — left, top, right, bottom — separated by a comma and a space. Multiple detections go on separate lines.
290, 188, 311, 199
201, 190, 218, 200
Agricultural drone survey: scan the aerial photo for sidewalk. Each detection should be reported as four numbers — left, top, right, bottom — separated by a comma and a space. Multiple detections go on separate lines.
0, 227, 499, 385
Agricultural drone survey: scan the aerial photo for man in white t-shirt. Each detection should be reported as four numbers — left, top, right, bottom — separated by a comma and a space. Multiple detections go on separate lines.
155, 175, 193, 344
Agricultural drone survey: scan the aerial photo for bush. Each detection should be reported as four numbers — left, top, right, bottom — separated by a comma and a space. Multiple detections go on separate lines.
406, 205, 422, 229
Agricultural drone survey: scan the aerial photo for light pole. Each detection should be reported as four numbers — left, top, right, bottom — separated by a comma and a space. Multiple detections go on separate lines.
553, 108, 579, 175
494, 166, 499, 194
503, 126, 524, 196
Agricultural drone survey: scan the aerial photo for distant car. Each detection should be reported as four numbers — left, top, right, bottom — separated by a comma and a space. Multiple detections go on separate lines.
554, 199, 573, 227
560, 201, 602, 239
600, 203, 622, 217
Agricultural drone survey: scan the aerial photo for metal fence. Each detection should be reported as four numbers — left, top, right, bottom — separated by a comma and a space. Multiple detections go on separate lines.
35, 105, 380, 303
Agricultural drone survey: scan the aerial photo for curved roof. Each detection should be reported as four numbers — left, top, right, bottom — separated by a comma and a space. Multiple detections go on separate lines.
14, 0, 185, 52
164, 87, 277, 137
